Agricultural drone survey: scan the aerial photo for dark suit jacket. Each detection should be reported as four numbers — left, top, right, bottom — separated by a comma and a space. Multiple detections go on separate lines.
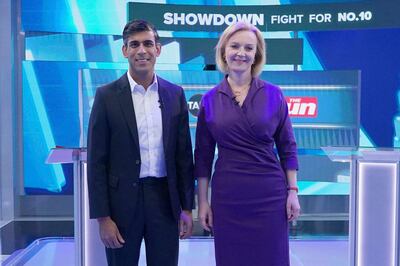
87, 73, 194, 230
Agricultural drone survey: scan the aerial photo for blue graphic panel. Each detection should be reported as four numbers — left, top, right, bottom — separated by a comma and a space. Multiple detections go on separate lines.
78, 69, 358, 196
22, 61, 128, 194
20, 0, 398, 197
22, 0, 126, 35
81, 70, 359, 149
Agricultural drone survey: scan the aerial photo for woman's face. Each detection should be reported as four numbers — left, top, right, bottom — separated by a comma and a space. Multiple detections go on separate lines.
224, 30, 257, 75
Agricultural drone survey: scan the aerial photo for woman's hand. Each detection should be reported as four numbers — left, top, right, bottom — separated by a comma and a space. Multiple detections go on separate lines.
198, 201, 213, 231
286, 191, 301, 221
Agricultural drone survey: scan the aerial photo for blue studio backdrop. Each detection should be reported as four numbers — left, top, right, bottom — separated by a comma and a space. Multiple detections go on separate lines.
21, 0, 400, 194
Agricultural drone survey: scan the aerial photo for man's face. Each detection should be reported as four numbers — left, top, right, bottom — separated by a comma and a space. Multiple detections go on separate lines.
122, 31, 161, 76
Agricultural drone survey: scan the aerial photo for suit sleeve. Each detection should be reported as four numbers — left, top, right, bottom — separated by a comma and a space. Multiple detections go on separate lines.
87, 88, 111, 218
273, 89, 299, 171
175, 88, 195, 211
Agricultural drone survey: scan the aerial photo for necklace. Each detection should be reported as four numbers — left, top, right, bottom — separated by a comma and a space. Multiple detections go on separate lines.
232, 84, 250, 97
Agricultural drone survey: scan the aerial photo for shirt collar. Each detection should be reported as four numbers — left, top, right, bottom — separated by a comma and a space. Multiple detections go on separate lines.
126, 71, 158, 94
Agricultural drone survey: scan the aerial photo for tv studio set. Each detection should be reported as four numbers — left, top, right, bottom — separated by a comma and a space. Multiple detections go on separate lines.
1, 1, 399, 265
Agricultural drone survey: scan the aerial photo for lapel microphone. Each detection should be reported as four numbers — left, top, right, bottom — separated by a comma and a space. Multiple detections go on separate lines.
232, 97, 239, 105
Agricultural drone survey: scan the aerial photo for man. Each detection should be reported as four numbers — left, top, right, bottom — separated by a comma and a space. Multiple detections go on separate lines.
87, 20, 194, 266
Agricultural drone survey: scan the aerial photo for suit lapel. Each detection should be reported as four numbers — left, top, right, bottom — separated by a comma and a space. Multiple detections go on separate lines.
117, 74, 140, 152
157, 77, 170, 155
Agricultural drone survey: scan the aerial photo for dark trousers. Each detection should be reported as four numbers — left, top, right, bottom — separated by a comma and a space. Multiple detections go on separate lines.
106, 177, 179, 266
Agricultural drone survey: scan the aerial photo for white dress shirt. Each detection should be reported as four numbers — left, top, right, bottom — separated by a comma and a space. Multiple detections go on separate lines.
127, 72, 167, 178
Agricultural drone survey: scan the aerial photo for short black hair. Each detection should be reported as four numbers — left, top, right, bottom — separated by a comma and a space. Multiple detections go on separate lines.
122, 19, 160, 45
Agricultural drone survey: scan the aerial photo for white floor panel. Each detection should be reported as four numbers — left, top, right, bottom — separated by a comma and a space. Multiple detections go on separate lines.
1, 255, 10, 263
3, 238, 348, 266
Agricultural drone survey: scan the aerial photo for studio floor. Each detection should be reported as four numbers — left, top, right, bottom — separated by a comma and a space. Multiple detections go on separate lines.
2, 238, 349, 266
1, 219, 349, 266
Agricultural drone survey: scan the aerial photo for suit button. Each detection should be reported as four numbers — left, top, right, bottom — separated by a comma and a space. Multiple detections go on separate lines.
132, 182, 137, 187
135, 160, 140, 165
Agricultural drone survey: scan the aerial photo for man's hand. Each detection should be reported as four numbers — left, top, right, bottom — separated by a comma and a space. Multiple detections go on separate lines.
179, 210, 193, 239
97, 217, 125, 249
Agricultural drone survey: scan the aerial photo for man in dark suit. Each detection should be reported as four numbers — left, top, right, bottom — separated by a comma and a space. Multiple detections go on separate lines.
87, 20, 194, 266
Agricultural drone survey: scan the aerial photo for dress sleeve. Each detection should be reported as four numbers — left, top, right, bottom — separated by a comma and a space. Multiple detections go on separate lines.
194, 98, 216, 180
273, 89, 299, 171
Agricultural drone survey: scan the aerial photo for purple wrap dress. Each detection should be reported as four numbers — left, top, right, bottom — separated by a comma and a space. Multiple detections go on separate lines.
194, 77, 298, 266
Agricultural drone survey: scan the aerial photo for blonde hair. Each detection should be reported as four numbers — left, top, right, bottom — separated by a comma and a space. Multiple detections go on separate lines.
215, 21, 266, 77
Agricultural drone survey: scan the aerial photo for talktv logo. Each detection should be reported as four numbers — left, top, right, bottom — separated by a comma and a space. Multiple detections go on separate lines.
163, 13, 265, 26
286, 97, 317, 117
188, 94, 203, 117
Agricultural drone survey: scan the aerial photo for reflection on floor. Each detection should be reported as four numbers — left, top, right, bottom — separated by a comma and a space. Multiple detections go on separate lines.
1, 255, 10, 264
3, 237, 349, 266
1, 219, 349, 265
0, 220, 74, 255
0, 219, 348, 256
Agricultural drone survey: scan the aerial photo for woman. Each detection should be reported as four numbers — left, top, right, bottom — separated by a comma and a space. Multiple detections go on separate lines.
194, 21, 300, 266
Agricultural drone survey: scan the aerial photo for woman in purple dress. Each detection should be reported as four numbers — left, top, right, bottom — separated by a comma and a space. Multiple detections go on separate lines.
194, 22, 301, 266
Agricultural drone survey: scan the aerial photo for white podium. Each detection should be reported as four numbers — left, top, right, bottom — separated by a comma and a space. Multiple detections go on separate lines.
323, 147, 400, 266
46, 148, 107, 266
